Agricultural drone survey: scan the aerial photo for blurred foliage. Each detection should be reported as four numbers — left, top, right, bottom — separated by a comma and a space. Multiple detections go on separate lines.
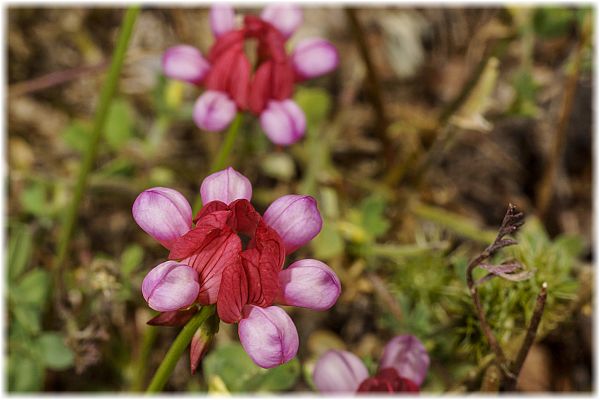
8, 223, 75, 392
203, 343, 300, 393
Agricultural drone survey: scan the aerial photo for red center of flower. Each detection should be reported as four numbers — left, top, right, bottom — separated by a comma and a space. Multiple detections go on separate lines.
168, 199, 285, 324
356, 368, 420, 393
203, 15, 295, 115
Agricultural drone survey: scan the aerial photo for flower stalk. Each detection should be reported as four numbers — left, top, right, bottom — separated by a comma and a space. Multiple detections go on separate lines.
465, 204, 548, 392
54, 6, 140, 276
192, 113, 243, 214
146, 305, 215, 393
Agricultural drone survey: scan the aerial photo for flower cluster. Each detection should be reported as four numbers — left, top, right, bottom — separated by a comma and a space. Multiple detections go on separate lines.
162, 4, 339, 146
132, 167, 341, 368
313, 335, 430, 393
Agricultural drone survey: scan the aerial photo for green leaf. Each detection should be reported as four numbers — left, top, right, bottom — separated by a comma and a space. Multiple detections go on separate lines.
38, 332, 75, 370
8, 223, 33, 282
120, 244, 144, 277
105, 98, 134, 150
203, 343, 259, 392
312, 223, 345, 260
62, 120, 92, 153
203, 343, 300, 393
13, 268, 50, 309
21, 182, 51, 217
294, 87, 331, 130
12, 303, 41, 335
533, 7, 576, 38
360, 195, 390, 239
8, 354, 45, 392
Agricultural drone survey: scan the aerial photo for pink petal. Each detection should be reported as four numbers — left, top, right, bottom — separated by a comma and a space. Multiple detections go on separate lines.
238, 305, 299, 368
193, 90, 237, 132
132, 187, 192, 249
142, 261, 199, 312
313, 350, 369, 393
200, 167, 252, 205
278, 259, 340, 310
292, 38, 339, 80
162, 45, 210, 85
260, 99, 306, 146
379, 335, 430, 386
263, 194, 322, 254
210, 4, 236, 38
260, 4, 303, 39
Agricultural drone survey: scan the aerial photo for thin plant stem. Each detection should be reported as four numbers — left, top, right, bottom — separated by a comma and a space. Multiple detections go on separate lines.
210, 113, 243, 172
146, 306, 215, 393
192, 114, 243, 213
54, 6, 140, 275
535, 15, 590, 218
344, 8, 394, 167
131, 325, 158, 392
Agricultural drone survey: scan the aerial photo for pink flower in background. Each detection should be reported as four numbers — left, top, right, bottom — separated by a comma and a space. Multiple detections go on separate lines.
132, 167, 341, 369
162, 4, 339, 146
313, 335, 430, 394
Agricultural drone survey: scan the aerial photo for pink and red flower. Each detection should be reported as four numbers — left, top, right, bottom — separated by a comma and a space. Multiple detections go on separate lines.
313, 335, 430, 394
133, 167, 341, 368
162, 4, 339, 146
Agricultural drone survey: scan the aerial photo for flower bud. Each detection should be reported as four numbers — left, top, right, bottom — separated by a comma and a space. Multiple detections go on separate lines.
193, 91, 237, 132
260, 4, 303, 38
132, 187, 192, 249
260, 100, 306, 146
313, 350, 369, 393
238, 305, 299, 368
162, 45, 210, 85
292, 38, 339, 80
278, 259, 340, 310
263, 194, 322, 254
210, 4, 236, 38
379, 335, 430, 386
142, 261, 200, 312
200, 167, 252, 205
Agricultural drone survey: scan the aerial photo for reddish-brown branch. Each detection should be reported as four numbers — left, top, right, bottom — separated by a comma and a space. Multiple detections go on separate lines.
344, 8, 394, 167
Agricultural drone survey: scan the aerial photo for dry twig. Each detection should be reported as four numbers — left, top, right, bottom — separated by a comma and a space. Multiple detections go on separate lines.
466, 204, 548, 392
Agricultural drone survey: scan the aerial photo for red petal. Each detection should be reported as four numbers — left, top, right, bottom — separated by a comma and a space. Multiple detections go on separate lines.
227, 199, 261, 236
168, 210, 230, 260
205, 47, 239, 93
241, 221, 285, 307
207, 30, 245, 63
248, 62, 273, 115
270, 60, 294, 100
184, 227, 242, 304
193, 200, 229, 224
228, 52, 251, 109
217, 261, 248, 323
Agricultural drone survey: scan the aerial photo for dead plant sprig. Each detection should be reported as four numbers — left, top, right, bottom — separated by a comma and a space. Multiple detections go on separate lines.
466, 204, 548, 392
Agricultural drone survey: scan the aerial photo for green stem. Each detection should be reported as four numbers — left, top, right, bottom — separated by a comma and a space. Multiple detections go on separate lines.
54, 6, 140, 272
192, 114, 243, 213
146, 306, 215, 393
131, 325, 158, 392
210, 113, 243, 172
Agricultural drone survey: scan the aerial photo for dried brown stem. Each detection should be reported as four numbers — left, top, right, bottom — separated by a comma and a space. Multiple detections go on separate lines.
9, 61, 109, 98
536, 18, 590, 218
367, 272, 403, 322
502, 282, 548, 391
344, 8, 394, 167
466, 204, 525, 370
466, 204, 549, 392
